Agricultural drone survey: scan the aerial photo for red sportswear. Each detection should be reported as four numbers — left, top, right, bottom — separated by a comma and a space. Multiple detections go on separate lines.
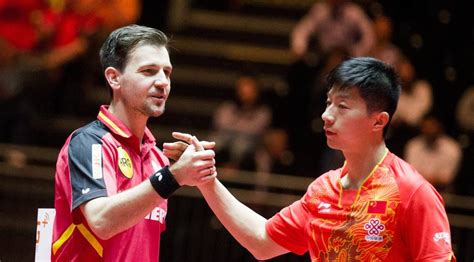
266, 150, 455, 261
52, 106, 169, 261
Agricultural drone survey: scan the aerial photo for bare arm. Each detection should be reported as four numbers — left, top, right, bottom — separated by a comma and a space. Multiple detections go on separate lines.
170, 132, 289, 260
80, 180, 162, 240
198, 179, 288, 260
81, 141, 216, 240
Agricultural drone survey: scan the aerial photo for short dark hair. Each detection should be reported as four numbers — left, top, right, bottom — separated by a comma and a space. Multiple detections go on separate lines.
99, 24, 169, 72
99, 24, 169, 94
326, 57, 401, 135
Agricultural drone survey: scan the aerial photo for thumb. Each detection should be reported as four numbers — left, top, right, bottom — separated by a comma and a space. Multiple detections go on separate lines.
191, 136, 204, 151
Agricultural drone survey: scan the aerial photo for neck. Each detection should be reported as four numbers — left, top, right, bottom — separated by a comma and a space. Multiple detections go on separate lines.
341, 142, 387, 189
108, 102, 148, 142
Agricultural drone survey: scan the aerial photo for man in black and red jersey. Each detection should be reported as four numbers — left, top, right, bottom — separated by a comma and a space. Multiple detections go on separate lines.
52, 25, 217, 261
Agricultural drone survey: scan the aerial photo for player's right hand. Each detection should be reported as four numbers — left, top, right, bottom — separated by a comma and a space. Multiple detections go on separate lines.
169, 134, 217, 186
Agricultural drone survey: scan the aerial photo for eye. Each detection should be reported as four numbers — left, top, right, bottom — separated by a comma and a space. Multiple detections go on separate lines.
164, 68, 172, 78
142, 68, 157, 75
338, 104, 349, 109
325, 100, 331, 107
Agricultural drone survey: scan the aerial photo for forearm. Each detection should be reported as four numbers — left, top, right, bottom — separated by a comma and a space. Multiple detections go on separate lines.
198, 179, 286, 259
81, 179, 163, 239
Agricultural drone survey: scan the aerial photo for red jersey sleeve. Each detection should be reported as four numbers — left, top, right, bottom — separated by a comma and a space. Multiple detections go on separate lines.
401, 183, 455, 261
266, 197, 311, 255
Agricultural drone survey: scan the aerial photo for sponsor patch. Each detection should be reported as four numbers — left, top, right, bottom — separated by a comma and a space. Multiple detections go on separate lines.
364, 218, 385, 242
318, 202, 331, 213
118, 147, 133, 178
433, 232, 450, 244
91, 144, 103, 179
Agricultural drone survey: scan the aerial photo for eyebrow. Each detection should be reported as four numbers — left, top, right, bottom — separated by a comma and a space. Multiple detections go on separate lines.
138, 63, 173, 70
327, 91, 352, 100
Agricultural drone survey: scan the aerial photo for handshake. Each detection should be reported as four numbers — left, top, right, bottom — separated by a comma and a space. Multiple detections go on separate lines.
162, 132, 217, 188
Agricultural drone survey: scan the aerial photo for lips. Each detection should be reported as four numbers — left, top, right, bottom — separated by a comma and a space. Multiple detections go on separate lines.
150, 94, 166, 102
324, 128, 336, 136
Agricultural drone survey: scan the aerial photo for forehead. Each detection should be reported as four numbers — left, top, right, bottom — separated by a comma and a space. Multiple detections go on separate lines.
327, 86, 362, 100
126, 44, 171, 68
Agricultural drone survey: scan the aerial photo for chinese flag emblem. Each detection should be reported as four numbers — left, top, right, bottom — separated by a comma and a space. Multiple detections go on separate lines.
368, 200, 387, 214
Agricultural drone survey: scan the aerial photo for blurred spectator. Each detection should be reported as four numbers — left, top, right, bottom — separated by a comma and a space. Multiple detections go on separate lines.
456, 86, 474, 132
393, 57, 433, 126
73, 0, 141, 32
455, 86, 474, 195
369, 15, 402, 66
0, 40, 33, 144
0, 0, 42, 52
290, 0, 375, 59
387, 57, 432, 156
287, 0, 373, 164
404, 116, 462, 192
211, 73, 272, 169
241, 128, 295, 175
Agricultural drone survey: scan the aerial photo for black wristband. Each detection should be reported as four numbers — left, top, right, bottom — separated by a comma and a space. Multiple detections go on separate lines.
149, 166, 181, 199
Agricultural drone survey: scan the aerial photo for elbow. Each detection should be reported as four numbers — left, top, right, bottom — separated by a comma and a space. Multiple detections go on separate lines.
251, 249, 275, 261
252, 253, 270, 261
86, 218, 115, 240
247, 242, 276, 261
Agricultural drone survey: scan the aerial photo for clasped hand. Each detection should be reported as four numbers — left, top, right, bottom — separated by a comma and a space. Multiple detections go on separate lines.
164, 132, 217, 186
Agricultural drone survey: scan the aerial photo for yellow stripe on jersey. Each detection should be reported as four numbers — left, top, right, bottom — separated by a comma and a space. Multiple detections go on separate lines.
52, 223, 76, 255
52, 223, 104, 257
77, 224, 103, 257
352, 148, 389, 205
98, 111, 130, 138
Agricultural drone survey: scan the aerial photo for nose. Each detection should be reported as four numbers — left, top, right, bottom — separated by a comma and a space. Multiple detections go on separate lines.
154, 70, 169, 87
321, 107, 334, 125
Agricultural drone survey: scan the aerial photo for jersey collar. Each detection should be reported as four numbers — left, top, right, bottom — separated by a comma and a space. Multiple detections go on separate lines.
97, 105, 132, 138
337, 149, 392, 207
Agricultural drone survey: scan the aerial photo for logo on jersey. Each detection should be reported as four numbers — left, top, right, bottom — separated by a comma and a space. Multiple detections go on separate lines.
144, 207, 167, 224
318, 202, 331, 213
91, 144, 103, 179
433, 232, 450, 244
118, 147, 133, 178
364, 218, 385, 242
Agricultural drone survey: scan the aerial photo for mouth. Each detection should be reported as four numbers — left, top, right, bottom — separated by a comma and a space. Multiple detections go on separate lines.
150, 94, 166, 103
324, 128, 336, 136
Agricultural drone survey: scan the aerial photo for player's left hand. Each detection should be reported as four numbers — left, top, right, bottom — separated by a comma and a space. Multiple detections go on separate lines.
163, 132, 215, 161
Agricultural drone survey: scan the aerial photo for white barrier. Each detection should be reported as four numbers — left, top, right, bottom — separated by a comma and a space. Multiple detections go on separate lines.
35, 208, 56, 262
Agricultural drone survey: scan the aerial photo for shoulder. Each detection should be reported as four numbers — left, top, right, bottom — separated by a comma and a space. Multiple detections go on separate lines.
344, 2, 368, 17
304, 169, 341, 199
70, 120, 109, 144
413, 79, 432, 91
67, 120, 111, 152
387, 154, 431, 199
405, 136, 424, 150
216, 102, 238, 114
439, 136, 461, 148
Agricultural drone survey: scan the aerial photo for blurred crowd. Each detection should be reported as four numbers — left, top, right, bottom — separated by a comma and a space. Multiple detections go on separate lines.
1, 0, 473, 196
209, 0, 473, 196
0, 0, 141, 143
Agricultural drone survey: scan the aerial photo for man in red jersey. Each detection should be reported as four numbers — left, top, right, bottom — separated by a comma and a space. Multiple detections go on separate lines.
171, 57, 455, 261
52, 25, 217, 261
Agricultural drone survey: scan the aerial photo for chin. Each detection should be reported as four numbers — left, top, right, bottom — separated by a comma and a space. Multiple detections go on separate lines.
326, 141, 341, 150
151, 110, 165, 117
147, 106, 165, 117
146, 104, 165, 117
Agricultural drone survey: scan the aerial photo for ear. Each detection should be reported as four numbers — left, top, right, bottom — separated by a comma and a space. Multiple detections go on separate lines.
372, 112, 390, 132
104, 67, 121, 91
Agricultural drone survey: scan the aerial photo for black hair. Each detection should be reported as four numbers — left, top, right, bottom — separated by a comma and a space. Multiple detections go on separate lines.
326, 57, 401, 135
